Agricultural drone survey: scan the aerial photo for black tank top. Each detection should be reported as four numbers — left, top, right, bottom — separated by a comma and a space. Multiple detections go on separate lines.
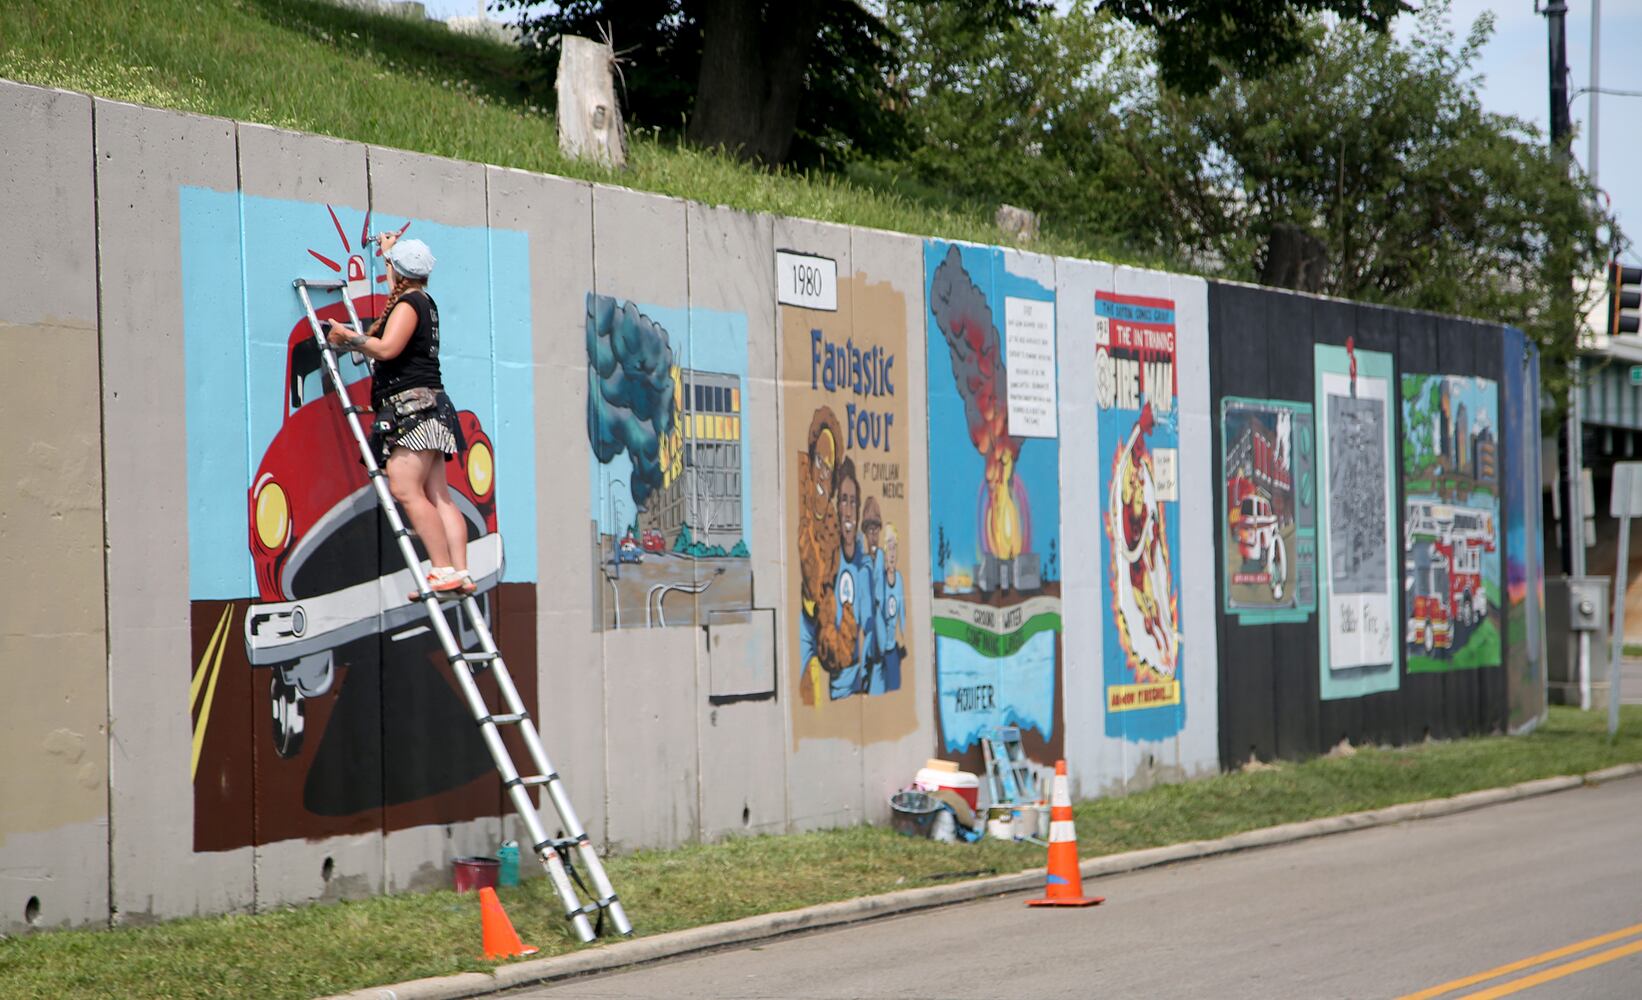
370, 288, 443, 408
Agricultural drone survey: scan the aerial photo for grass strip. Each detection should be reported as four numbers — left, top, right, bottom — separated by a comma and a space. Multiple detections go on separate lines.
2, 706, 1639, 1000
0, 0, 1155, 269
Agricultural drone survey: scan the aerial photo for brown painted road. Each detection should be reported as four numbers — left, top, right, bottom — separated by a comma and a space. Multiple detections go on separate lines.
507, 777, 1642, 1000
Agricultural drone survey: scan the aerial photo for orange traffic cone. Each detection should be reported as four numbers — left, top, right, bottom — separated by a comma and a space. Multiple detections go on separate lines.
479, 886, 539, 959
1026, 760, 1103, 907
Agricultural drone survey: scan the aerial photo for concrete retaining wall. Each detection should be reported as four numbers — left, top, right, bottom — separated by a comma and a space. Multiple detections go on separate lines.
0, 78, 1545, 932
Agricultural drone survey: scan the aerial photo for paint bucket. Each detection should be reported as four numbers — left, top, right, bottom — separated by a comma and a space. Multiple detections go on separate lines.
985, 806, 1014, 841
889, 790, 943, 838
452, 856, 500, 893
913, 759, 980, 811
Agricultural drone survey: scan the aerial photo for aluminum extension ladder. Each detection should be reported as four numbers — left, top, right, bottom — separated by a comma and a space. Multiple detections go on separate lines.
293, 277, 631, 942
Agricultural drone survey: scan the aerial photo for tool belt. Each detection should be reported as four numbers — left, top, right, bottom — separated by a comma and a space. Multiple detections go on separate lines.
386, 386, 438, 417
368, 388, 463, 463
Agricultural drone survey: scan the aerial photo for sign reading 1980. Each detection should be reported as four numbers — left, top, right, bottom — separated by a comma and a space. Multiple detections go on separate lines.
776, 250, 838, 312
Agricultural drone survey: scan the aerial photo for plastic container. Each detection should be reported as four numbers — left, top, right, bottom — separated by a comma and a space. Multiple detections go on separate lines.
496, 841, 520, 887
452, 856, 500, 893
912, 759, 980, 811
888, 790, 943, 838
984, 805, 1015, 841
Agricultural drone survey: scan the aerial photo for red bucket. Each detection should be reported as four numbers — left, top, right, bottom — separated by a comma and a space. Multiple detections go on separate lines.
452, 856, 500, 893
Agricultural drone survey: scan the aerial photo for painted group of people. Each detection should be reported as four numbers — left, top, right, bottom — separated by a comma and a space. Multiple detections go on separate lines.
830, 458, 908, 699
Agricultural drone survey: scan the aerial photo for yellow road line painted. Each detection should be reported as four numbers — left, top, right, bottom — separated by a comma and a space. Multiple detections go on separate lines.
189, 604, 231, 711
189, 604, 233, 781
1455, 937, 1642, 999
1395, 921, 1642, 1000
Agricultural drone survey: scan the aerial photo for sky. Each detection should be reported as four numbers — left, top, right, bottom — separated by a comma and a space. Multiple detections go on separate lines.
422, 0, 1639, 262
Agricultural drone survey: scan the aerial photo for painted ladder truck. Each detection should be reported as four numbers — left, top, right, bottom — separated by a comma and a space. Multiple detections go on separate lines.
1405, 503, 1495, 652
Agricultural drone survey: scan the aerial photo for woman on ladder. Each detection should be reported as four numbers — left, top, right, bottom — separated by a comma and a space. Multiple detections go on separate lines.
327, 231, 474, 599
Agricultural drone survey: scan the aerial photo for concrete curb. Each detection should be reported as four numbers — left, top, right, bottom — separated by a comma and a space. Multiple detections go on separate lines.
317, 763, 1642, 1000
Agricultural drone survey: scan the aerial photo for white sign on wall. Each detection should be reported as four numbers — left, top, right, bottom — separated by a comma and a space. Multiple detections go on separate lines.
1004, 295, 1057, 437
775, 250, 838, 311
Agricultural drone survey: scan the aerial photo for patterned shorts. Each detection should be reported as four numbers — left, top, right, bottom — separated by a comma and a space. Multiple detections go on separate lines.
391, 413, 458, 456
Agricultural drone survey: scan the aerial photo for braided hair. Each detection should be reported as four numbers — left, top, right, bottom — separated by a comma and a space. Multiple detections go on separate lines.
366, 271, 426, 340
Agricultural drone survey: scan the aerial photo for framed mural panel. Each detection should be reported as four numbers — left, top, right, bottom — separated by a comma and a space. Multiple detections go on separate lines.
1219, 397, 1318, 625
1314, 342, 1399, 698
1401, 373, 1503, 672
782, 262, 919, 744
182, 194, 538, 849
585, 295, 754, 630
1095, 290, 1185, 739
925, 242, 1063, 764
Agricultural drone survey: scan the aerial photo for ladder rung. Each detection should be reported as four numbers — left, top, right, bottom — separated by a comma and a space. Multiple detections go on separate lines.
506, 773, 556, 790
368, 468, 387, 480
343, 404, 371, 416
535, 833, 589, 855
296, 278, 346, 291
477, 711, 528, 727
454, 650, 498, 664
391, 527, 414, 540
569, 896, 620, 917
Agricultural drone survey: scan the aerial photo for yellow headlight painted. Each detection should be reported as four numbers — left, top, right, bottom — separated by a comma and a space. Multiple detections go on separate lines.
467, 441, 494, 497
255, 481, 290, 550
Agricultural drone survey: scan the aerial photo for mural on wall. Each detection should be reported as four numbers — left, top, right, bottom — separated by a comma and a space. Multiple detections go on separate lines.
925, 242, 1063, 763
1402, 373, 1503, 671
183, 194, 539, 850
1220, 398, 1318, 624
586, 294, 753, 630
1314, 341, 1400, 698
782, 268, 919, 744
1095, 291, 1185, 738
1502, 331, 1546, 726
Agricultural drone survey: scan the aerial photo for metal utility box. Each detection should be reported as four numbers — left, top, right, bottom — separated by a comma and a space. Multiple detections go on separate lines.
1546, 576, 1610, 706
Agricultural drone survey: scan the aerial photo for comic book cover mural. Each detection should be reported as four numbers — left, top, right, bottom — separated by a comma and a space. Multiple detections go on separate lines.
925, 242, 1063, 763
182, 192, 538, 850
1502, 330, 1546, 727
586, 295, 753, 630
1220, 398, 1318, 624
1314, 342, 1399, 698
1096, 291, 1185, 739
782, 268, 919, 745
1402, 373, 1503, 672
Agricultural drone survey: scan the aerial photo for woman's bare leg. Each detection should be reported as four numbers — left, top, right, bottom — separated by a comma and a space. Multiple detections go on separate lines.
386, 448, 451, 569
423, 456, 469, 575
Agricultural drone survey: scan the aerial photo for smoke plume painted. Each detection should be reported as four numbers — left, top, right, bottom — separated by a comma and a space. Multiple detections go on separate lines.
586, 293, 678, 510
930, 246, 1019, 475
930, 246, 1029, 560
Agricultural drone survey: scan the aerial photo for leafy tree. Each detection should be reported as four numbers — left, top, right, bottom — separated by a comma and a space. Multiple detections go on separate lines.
1102, 0, 1409, 95
1109, 2, 1613, 397
496, 0, 907, 167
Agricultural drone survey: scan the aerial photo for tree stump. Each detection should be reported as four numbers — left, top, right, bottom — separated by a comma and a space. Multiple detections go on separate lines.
556, 34, 626, 168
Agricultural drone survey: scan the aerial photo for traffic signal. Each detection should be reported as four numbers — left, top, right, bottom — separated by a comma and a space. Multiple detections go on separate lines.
1612, 259, 1642, 337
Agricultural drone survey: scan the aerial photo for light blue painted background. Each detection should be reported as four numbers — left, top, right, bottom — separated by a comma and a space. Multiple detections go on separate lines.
181, 188, 537, 599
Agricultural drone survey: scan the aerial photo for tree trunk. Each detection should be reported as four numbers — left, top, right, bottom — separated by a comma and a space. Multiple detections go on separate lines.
1260, 223, 1329, 294
556, 34, 627, 168
686, 0, 820, 164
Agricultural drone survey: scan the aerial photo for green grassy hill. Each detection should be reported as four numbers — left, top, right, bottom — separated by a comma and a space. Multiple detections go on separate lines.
0, 0, 1144, 263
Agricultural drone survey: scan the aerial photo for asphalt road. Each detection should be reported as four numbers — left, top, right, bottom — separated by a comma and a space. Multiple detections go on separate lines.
511, 779, 1642, 1000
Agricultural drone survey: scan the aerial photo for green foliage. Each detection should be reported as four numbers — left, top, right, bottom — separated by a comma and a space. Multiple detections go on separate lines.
1102, 0, 1410, 95
1116, 2, 1613, 399
494, 0, 910, 169
729, 539, 750, 558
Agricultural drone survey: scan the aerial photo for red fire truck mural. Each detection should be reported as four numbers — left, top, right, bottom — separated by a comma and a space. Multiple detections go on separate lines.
1405, 503, 1496, 652
1401, 373, 1501, 671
